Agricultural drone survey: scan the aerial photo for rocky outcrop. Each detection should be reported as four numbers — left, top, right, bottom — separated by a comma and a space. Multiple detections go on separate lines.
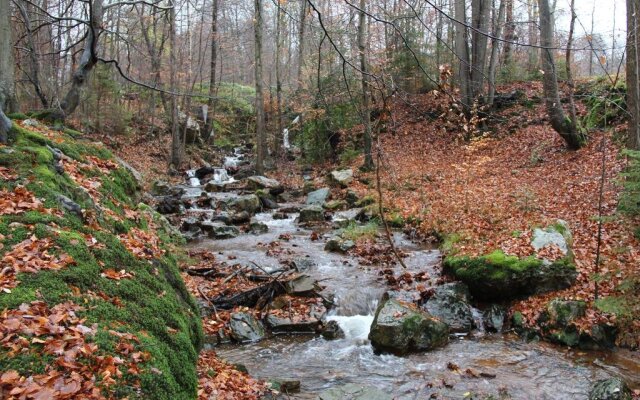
329, 169, 353, 188
483, 304, 507, 333
228, 194, 261, 215
298, 205, 325, 224
306, 187, 330, 206
246, 176, 283, 195
589, 378, 632, 400
537, 298, 617, 349
229, 312, 265, 343
422, 282, 475, 333
324, 237, 355, 254
369, 295, 449, 354
442, 250, 577, 301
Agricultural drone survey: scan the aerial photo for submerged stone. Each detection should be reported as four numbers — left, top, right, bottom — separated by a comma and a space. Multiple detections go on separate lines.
324, 237, 355, 254
318, 384, 392, 400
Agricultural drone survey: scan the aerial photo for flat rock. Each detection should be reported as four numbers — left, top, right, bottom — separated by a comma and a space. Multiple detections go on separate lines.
329, 169, 353, 188
229, 312, 265, 343
318, 384, 392, 400
306, 188, 330, 206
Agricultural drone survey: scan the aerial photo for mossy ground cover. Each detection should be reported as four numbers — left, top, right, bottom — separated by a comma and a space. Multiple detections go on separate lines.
0, 119, 203, 399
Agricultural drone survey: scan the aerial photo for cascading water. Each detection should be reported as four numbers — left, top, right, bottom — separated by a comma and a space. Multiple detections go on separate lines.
185, 170, 200, 187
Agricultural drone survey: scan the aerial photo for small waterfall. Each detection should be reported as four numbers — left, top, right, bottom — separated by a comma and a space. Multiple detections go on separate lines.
213, 168, 230, 183
186, 170, 200, 186
283, 128, 291, 149
326, 315, 374, 343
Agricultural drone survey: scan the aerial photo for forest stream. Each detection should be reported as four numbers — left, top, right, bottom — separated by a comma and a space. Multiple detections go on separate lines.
175, 150, 640, 400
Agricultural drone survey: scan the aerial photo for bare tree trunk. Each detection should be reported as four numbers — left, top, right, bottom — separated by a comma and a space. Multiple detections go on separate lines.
565, 0, 578, 131
16, 1, 48, 108
359, 0, 374, 170
169, 3, 182, 167
455, 0, 472, 113
527, 0, 539, 75
0, 0, 15, 143
538, 0, 582, 149
471, 0, 490, 100
275, 0, 284, 157
254, 0, 266, 174
488, 0, 506, 106
502, 0, 514, 67
61, 0, 103, 117
627, 0, 640, 149
296, 0, 307, 90
204, 0, 219, 142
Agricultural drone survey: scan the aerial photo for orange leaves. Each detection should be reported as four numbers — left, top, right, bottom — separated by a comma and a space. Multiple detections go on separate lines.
101, 269, 134, 280
0, 187, 47, 216
197, 350, 267, 400
118, 227, 164, 260
0, 167, 17, 180
1, 236, 75, 292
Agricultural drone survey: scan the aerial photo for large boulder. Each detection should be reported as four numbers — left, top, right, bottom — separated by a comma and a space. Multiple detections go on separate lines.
422, 282, 475, 333
589, 378, 632, 400
152, 180, 172, 196
206, 222, 240, 240
298, 205, 325, 224
265, 314, 320, 333
228, 194, 261, 215
246, 176, 283, 195
532, 220, 572, 257
442, 250, 577, 301
329, 169, 353, 188
483, 304, 507, 333
229, 312, 265, 343
285, 275, 318, 296
318, 384, 392, 400
537, 298, 617, 349
368, 295, 449, 354
306, 188, 330, 206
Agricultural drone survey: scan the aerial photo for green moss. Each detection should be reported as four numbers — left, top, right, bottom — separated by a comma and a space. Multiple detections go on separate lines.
7, 112, 28, 120
341, 221, 378, 242
595, 296, 632, 317
355, 195, 375, 207
441, 233, 462, 255
387, 213, 405, 228
0, 124, 203, 399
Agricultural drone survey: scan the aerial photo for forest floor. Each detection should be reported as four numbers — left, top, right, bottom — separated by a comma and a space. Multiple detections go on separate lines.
342, 81, 640, 347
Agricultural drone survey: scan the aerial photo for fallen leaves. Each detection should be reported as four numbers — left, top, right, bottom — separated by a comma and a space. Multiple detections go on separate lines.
197, 350, 267, 400
1, 235, 75, 292
118, 228, 164, 260
0, 187, 47, 216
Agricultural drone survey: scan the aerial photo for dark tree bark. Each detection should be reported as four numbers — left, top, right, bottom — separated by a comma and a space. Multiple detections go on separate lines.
454, 0, 472, 112
538, 0, 582, 149
275, 0, 284, 156
169, 2, 181, 167
204, 0, 219, 142
470, 0, 490, 99
358, 0, 373, 170
0, 0, 16, 143
627, 0, 640, 149
254, 0, 266, 174
16, 1, 48, 108
487, 0, 506, 106
60, 0, 103, 117
297, 0, 307, 90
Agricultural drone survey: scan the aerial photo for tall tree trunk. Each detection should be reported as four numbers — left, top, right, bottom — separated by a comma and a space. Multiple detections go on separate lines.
16, 1, 48, 108
296, 0, 307, 90
358, 0, 374, 170
488, 0, 506, 106
454, 0, 472, 113
471, 0, 490, 100
275, 0, 285, 156
169, 3, 182, 167
204, 0, 219, 142
538, 0, 582, 149
565, 0, 578, 131
627, 0, 640, 149
254, 0, 266, 174
527, 0, 539, 75
61, 0, 103, 117
0, 0, 15, 143
502, 0, 514, 67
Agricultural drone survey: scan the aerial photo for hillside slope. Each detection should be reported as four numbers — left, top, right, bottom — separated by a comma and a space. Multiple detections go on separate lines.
0, 118, 203, 399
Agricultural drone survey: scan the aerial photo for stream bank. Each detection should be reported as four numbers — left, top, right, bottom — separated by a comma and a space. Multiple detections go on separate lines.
153, 147, 639, 399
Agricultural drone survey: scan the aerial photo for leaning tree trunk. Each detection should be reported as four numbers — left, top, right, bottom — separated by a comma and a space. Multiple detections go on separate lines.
538, 0, 582, 150
60, 0, 103, 117
627, 0, 640, 149
454, 0, 472, 114
0, 0, 16, 143
254, 0, 266, 174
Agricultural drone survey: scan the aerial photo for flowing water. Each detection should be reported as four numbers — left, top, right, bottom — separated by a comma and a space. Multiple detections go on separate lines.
187, 212, 640, 399
184, 150, 640, 399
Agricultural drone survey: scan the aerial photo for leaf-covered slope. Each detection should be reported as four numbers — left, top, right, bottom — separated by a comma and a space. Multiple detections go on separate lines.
0, 120, 203, 399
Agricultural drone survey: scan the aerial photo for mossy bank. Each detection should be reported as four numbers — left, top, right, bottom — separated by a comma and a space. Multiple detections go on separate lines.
0, 119, 203, 399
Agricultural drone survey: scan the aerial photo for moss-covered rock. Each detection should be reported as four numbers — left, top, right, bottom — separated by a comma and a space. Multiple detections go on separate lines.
368, 294, 449, 354
589, 378, 632, 400
442, 250, 577, 301
0, 124, 203, 399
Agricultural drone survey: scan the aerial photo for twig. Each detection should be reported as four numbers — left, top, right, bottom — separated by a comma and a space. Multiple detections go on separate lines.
197, 285, 219, 320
